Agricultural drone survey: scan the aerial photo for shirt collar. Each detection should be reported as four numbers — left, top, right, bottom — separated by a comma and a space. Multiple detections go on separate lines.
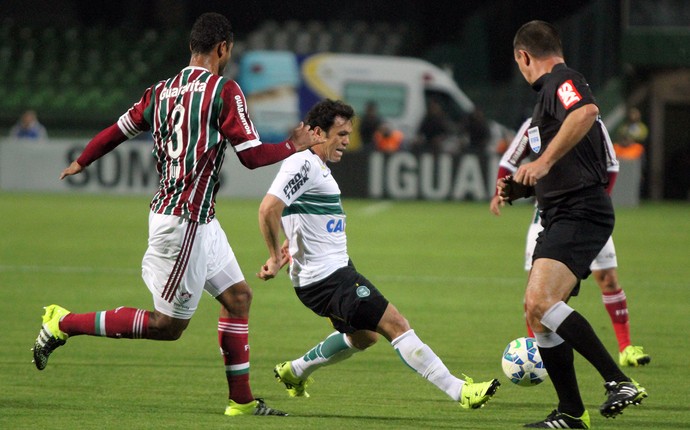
532, 62, 567, 92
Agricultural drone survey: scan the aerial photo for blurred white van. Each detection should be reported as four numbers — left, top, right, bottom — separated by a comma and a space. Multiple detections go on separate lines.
236, 51, 511, 152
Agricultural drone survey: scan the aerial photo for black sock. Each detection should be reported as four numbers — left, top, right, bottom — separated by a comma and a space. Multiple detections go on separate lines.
538, 342, 584, 416
556, 311, 628, 383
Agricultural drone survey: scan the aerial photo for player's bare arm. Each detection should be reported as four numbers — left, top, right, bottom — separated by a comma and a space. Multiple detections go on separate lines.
257, 194, 289, 280
514, 104, 598, 186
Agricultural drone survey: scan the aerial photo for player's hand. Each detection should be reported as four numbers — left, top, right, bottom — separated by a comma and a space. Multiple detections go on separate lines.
513, 159, 549, 186
59, 161, 84, 180
498, 175, 535, 205
495, 176, 514, 206
257, 254, 290, 281
490, 194, 503, 216
289, 122, 327, 152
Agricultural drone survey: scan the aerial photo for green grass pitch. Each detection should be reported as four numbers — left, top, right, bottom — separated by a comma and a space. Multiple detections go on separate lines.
1, 192, 688, 429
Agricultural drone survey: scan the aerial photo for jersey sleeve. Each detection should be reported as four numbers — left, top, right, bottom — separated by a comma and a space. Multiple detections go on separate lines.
218, 80, 261, 148
499, 118, 532, 172
267, 154, 317, 206
552, 72, 596, 121
76, 87, 156, 166
597, 118, 619, 194
598, 119, 620, 173
117, 86, 154, 138
76, 124, 129, 166
219, 80, 296, 168
492, 118, 533, 196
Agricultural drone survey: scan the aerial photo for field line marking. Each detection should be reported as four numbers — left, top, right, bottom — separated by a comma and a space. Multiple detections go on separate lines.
1, 264, 683, 288
0, 265, 140, 275
358, 201, 393, 216
0, 264, 517, 284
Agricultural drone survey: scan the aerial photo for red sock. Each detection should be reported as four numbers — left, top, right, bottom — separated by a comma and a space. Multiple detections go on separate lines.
59, 307, 149, 339
602, 290, 631, 351
218, 318, 253, 404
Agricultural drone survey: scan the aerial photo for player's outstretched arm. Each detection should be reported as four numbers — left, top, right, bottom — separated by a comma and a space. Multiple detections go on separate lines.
59, 123, 129, 179
235, 123, 326, 169
288, 122, 326, 152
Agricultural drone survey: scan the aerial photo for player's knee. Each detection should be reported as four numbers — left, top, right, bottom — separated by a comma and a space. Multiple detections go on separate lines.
392, 315, 410, 334
377, 305, 411, 340
149, 312, 189, 340
348, 331, 378, 350
594, 269, 619, 293
218, 281, 253, 318
159, 320, 188, 340
162, 326, 186, 340
523, 294, 540, 317
231, 281, 254, 305
524, 295, 550, 323
528, 318, 548, 334
232, 289, 253, 309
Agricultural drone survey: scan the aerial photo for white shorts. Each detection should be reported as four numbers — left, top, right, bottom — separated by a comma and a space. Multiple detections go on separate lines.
141, 212, 245, 319
524, 208, 617, 272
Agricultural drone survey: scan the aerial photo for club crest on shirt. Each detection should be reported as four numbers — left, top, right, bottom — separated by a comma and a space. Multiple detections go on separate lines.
528, 126, 541, 153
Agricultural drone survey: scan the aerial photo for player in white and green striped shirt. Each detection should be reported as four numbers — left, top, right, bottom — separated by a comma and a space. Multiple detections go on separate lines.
258, 99, 500, 411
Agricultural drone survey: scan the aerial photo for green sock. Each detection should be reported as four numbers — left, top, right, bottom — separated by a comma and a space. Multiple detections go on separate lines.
291, 331, 359, 378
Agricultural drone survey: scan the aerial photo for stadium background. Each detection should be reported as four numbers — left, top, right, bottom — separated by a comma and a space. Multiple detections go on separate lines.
1, 3, 689, 428
1, 0, 689, 200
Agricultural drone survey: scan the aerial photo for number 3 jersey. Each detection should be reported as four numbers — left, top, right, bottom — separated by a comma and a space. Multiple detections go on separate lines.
118, 66, 263, 223
267, 150, 349, 288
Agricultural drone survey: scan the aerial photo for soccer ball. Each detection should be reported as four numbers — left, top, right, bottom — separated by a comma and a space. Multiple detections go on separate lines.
501, 337, 548, 386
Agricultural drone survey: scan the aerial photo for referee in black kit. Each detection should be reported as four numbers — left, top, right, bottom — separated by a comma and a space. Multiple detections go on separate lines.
498, 20, 648, 429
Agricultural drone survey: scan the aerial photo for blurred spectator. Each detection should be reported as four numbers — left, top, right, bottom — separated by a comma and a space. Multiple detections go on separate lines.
10, 110, 48, 141
373, 122, 404, 153
415, 98, 460, 153
614, 134, 645, 160
614, 107, 647, 161
616, 107, 648, 145
466, 107, 490, 150
358, 101, 382, 150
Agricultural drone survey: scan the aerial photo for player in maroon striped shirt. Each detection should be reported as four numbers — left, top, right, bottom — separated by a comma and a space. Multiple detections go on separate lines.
33, 12, 323, 417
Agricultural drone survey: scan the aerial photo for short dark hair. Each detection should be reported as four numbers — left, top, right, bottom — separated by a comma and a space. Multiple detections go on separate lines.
190, 12, 233, 54
513, 20, 563, 58
304, 99, 355, 132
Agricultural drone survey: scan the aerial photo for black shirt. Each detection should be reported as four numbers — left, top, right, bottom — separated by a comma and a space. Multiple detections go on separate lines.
529, 63, 608, 209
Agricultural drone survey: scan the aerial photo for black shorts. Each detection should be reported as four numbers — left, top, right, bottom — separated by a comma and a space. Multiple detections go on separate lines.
534, 186, 614, 284
295, 262, 389, 334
